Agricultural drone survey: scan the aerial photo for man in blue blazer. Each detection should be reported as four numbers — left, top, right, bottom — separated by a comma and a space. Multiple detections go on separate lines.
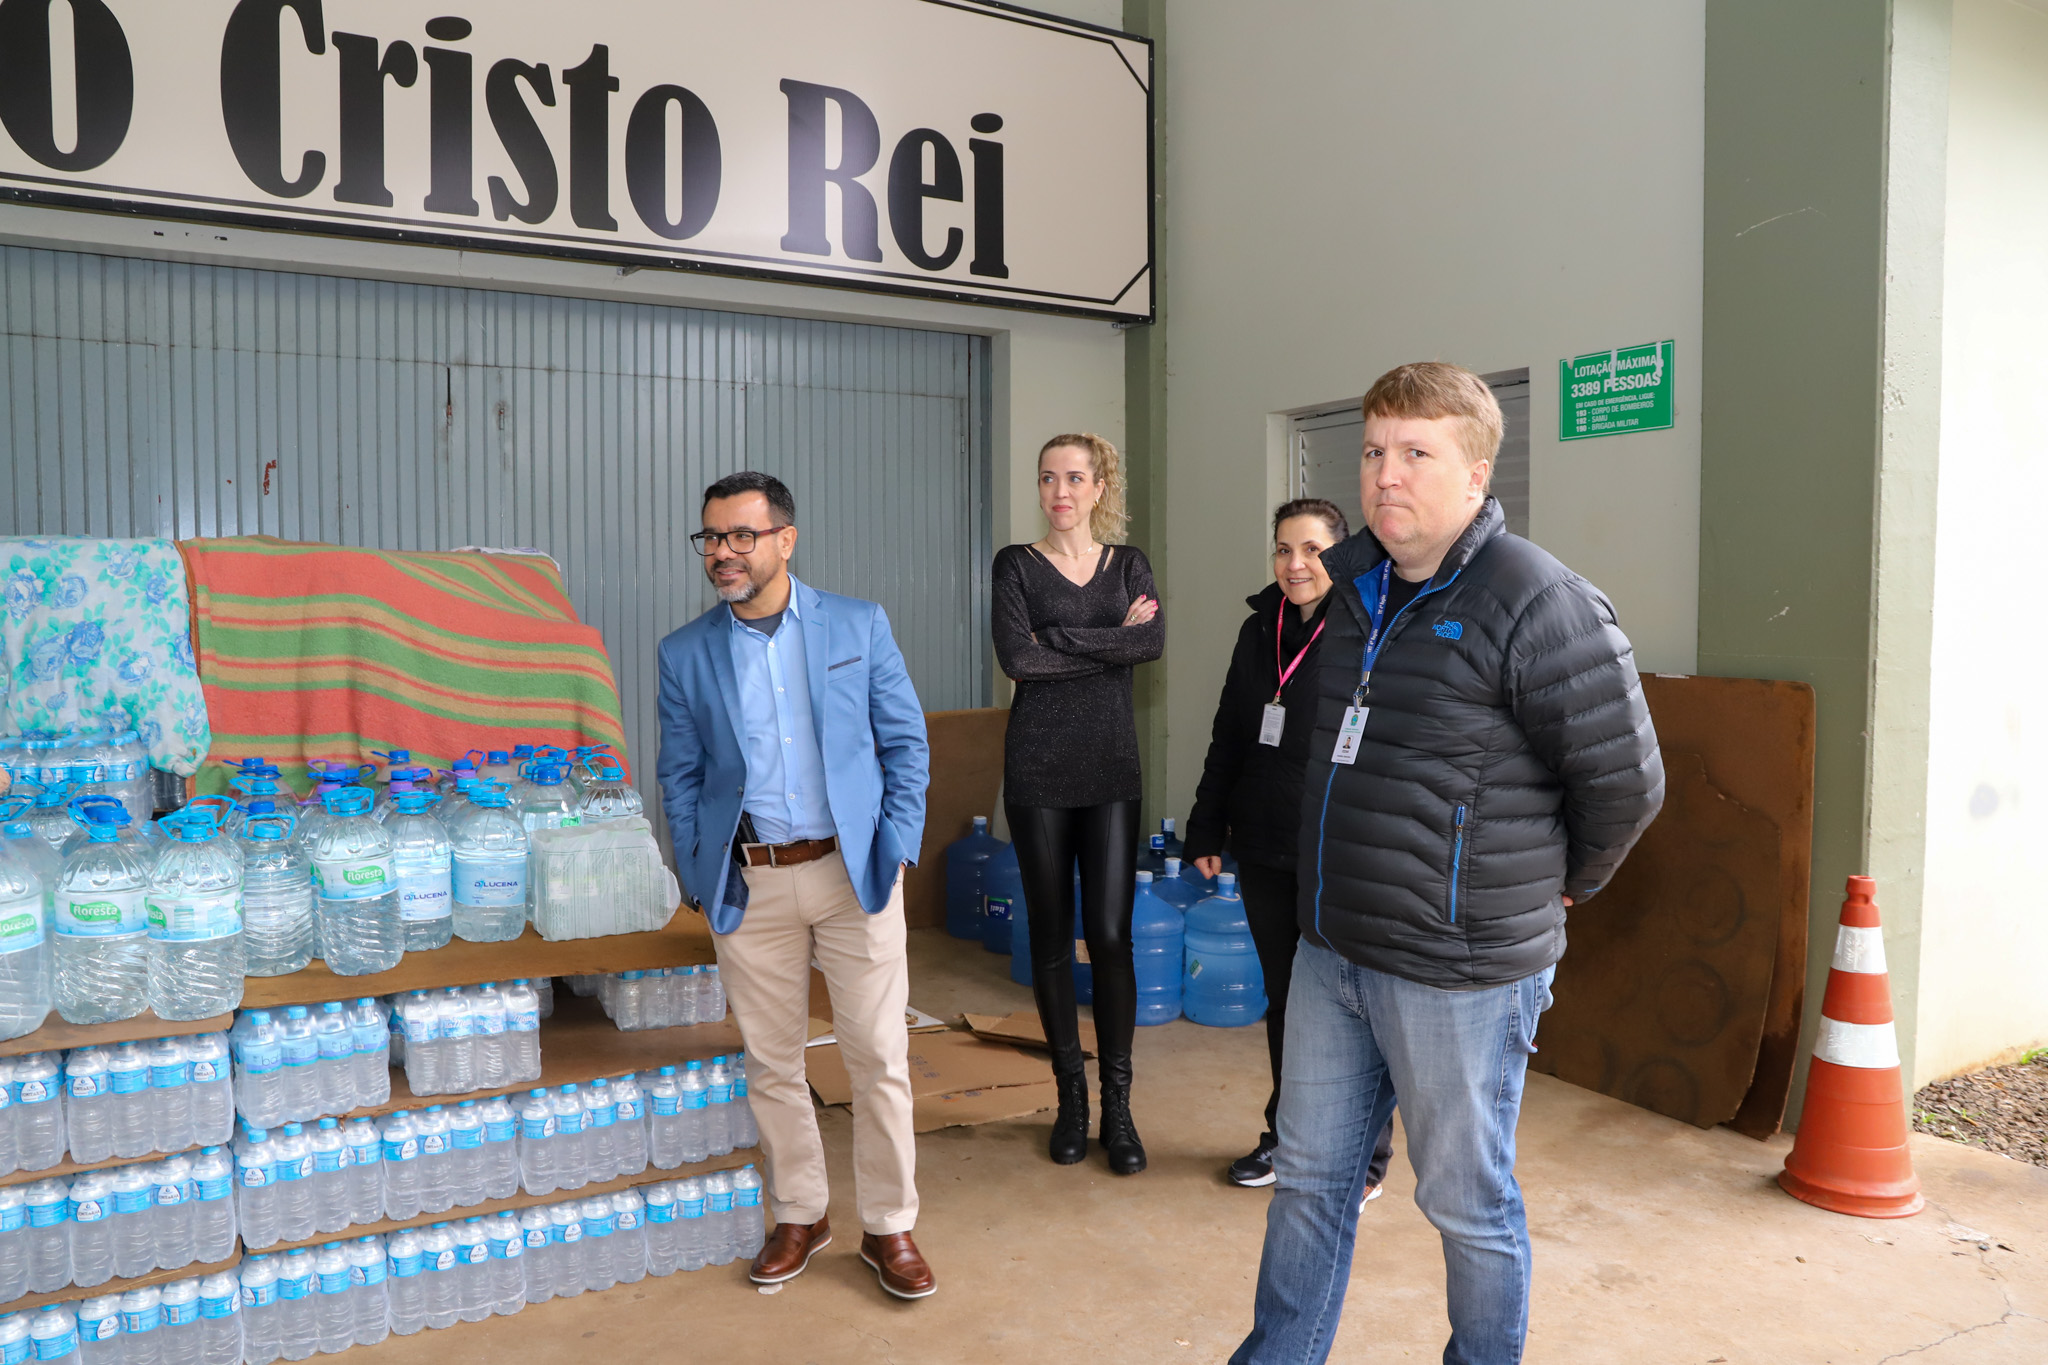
655, 471, 934, 1301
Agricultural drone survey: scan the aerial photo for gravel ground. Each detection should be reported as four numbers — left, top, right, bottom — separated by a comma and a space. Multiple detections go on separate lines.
1914, 1053, 2048, 1168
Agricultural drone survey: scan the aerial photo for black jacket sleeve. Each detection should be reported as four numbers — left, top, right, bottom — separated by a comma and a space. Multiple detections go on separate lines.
1505, 577, 1665, 899
1183, 611, 1263, 864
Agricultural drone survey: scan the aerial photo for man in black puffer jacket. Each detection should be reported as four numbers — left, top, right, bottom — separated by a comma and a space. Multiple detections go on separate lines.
1233, 363, 1664, 1365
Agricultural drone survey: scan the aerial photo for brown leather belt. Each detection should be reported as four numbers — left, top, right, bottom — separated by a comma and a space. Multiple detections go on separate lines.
742, 835, 838, 868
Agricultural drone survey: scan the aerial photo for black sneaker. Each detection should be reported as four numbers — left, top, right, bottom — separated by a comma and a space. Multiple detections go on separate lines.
1228, 1141, 1277, 1187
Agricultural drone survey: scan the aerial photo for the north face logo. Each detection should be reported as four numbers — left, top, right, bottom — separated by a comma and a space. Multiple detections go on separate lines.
1433, 620, 1464, 640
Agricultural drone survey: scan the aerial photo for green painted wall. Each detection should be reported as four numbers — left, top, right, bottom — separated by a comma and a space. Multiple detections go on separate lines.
1124, 0, 1170, 829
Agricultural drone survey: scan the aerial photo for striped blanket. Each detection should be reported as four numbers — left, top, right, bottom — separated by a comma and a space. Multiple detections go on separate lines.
182, 537, 627, 796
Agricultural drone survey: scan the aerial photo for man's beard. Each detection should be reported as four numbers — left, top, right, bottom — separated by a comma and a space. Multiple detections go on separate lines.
710, 558, 767, 603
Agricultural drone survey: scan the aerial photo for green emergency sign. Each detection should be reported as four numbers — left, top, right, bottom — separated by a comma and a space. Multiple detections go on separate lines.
1558, 340, 1675, 441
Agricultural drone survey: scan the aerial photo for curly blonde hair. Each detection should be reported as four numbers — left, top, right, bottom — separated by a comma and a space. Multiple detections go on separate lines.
1038, 433, 1129, 545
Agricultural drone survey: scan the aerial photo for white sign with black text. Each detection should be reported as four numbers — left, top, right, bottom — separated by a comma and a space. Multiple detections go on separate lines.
0, 0, 1153, 319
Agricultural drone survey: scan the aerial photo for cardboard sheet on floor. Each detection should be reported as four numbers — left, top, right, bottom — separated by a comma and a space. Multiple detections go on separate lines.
805, 1007, 948, 1047
963, 1011, 1098, 1059
806, 1029, 1056, 1131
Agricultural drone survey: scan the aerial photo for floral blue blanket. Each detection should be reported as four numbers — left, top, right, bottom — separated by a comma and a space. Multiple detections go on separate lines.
1, 538, 209, 775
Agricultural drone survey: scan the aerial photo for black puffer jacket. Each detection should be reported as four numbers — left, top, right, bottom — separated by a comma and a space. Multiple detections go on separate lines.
1184, 584, 1330, 872
1297, 498, 1664, 988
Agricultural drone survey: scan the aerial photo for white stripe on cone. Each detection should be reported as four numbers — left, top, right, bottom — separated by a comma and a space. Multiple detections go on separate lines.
1831, 924, 1888, 975
1814, 1017, 1902, 1070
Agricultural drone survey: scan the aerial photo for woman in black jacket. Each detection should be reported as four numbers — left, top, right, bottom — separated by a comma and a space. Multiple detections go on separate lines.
1185, 498, 1396, 1191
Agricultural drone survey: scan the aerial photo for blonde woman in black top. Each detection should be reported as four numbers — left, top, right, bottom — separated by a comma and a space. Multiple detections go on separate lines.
991, 433, 1164, 1174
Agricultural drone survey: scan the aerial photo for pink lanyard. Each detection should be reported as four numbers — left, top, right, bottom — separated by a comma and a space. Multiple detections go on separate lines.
1273, 605, 1326, 703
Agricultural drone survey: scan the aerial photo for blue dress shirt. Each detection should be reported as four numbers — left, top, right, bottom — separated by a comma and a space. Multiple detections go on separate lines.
728, 589, 838, 844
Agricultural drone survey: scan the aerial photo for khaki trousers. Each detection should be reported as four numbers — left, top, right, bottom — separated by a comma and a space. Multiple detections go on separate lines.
712, 851, 918, 1235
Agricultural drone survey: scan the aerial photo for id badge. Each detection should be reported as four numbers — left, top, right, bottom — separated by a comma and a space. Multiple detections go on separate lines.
1331, 707, 1369, 764
1258, 704, 1287, 747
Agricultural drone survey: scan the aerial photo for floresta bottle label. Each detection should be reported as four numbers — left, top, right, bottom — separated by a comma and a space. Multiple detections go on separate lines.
0, 897, 43, 954
314, 854, 395, 901
145, 892, 243, 941
56, 887, 146, 936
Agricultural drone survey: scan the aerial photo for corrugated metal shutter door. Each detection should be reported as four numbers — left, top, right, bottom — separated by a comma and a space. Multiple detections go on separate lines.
0, 245, 992, 815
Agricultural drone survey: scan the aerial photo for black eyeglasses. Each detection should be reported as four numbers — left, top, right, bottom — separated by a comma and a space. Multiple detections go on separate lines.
689, 526, 785, 555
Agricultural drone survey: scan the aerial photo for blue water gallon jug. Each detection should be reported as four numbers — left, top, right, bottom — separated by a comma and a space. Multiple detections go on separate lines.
1184, 872, 1265, 1027
1008, 866, 1093, 1005
981, 841, 1023, 955
1139, 816, 1185, 875
1154, 856, 1200, 913
945, 816, 1005, 940
1131, 871, 1184, 1025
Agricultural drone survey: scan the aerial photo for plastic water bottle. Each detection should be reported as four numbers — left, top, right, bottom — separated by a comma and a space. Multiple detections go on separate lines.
547, 1202, 584, 1299
238, 812, 312, 978
231, 1012, 285, 1131
704, 1058, 734, 1157
69, 1171, 117, 1288
270, 1123, 314, 1244
153, 1154, 197, 1271
383, 1229, 427, 1336
13, 1054, 62, 1172
378, 1111, 422, 1221
582, 1079, 618, 1183
549, 1086, 587, 1191
641, 1183, 679, 1277
0, 838, 49, 1040
307, 1121, 349, 1236
515, 1090, 557, 1196
158, 1276, 202, 1365
0, 1186, 25, 1302
450, 789, 527, 944
63, 1047, 112, 1163
184, 1033, 235, 1147
234, 1127, 278, 1251
276, 1009, 320, 1124
387, 794, 453, 953
609, 1072, 648, 1176
703, 965, 725, 1020
0, 1312, 25, 1365
345, 1000, 389, 1108
702, 1170, 736, 1266
674, 1177, 707, 1273
272, 1249, 316, 1362
447, 1102, 485, 1207
27, 1306, 79, 1364
576, 1197, 615, 1294
607, 972, 644, 1031
645, 1067, 683, 1170
731, 1164, 765, 1260
467, 982, 509, 1089
451, 1218, 491, 1323
120, 1287, 164, 1365
413, 1107, 452, 1215
481, 1211, 523, 1316
110, 1162, 156, 1278
238, 1254, 280, 1365
1183, 872, 1268, 1027
396, 993, 440, 1097
418, 1223, 459, 1330
340, 1120, 380, 1227
476, 1096, 518, 1200
149, 1036, 196, 1155
53, 811, 150, 1025
677, 1062, 709, 1164
190, 1147, 237, 1265
610, 1189, 647, 1285
503, 980, 541, 1083
731, 1053, 759, 1150
74, 1297, 120, 1365
102, 1042, 150, 1160
309, 789, 402, 976
145, 812, 245, 1022
434, 989, 475, 1095
195, 1270, 241, 1365
312, 1004, 355, 1115
346, 1235, 387, 1347
310, 1243, 352, 1355
516, 1208, 553, 1304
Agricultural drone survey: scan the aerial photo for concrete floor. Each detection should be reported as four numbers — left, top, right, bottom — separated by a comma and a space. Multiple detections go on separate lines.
361, 929, 2048, 1363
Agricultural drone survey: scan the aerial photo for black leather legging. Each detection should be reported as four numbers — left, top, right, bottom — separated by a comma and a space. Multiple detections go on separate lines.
1004, 798, 1141, 1083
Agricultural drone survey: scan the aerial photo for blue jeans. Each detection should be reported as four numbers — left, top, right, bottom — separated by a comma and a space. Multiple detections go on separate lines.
1231, 941, 1555, 1365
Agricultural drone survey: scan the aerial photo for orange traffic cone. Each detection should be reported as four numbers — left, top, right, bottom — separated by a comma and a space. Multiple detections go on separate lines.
1778, 875, 1924, 1217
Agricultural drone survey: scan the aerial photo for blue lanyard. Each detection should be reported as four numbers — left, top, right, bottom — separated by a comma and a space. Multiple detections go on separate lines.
1352, 562, 1393, 706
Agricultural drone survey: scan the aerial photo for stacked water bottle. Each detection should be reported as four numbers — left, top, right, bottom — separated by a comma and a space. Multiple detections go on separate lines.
385, 982, 544, 1097
0, 1034, 236, 1177
6, 1143, 241, 1298
585, 966, 726, 1031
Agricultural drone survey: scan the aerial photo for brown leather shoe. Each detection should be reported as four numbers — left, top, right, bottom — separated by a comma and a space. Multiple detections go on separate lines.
749, 1215, 832, 1284
859, 1231, 936, 1300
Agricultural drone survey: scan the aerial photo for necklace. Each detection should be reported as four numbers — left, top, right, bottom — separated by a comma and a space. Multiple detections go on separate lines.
1038, 538, 1101, 559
